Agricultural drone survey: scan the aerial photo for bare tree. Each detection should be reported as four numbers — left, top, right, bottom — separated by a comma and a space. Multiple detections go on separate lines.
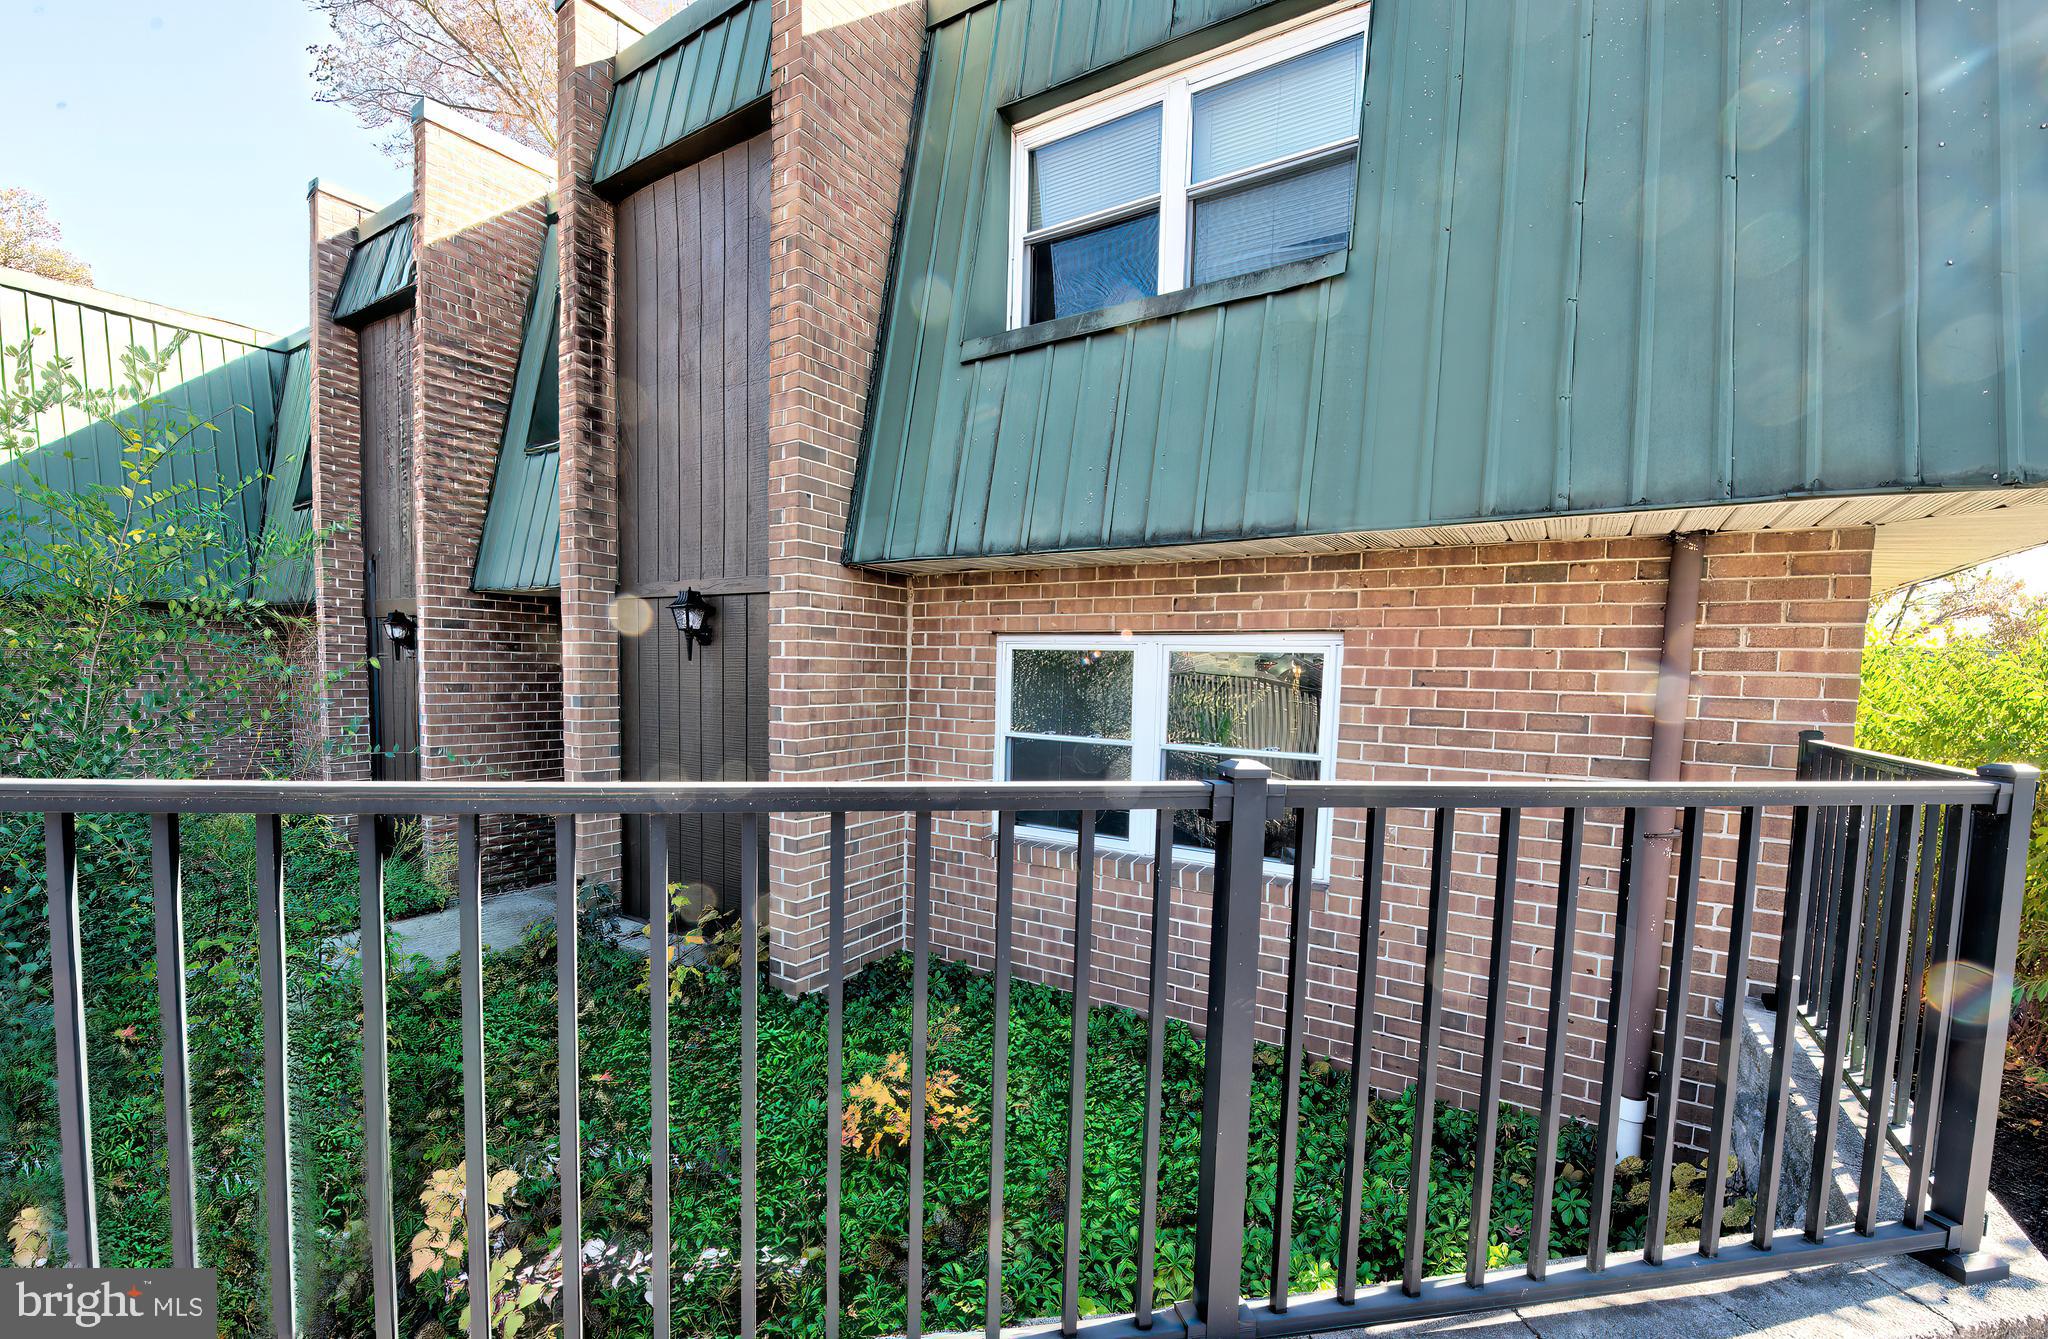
0, 189, 92, 285
1872, 560, 2048, 650
307, 0, 562, 156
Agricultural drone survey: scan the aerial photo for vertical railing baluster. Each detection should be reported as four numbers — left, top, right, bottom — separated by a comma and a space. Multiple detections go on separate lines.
1895, 806, 1942, 1139
908, 811, 932, 1339
1136, 807, 1175, 1326
648, 817, 671, 1339
457, 816, 490, 1339
1588, 808, 1644, 1273
1904, 805, 1971, 1228
1644, 807, 1704, 1263
255, 813, 296, 1337
357, 817, 398, 1339
1467, 808, 1520, 1288
738, 813, 760, 1339
1403, 807, 1456, 1297
1061, 811, 1097, 1337
985, 812, 1015, 1339
825, 812, 845, 1339
1858, 805, 1922, 1233
1701, 806, 1760, 1257
1192, 760, 1269, 1337
44, 810, 96, 1268
555, 816, 584, 1339
1754, 801, 1817, 1248
1528, 807, 1583, 1282
1816, 760, 1846, 1014
1338, 808, 1386, 1305
1850, 799, 1894, 1080
1270, 806, 1320, 1309
151, 812, 198, 1269
1922, 764, 2037, 1280
1806, 805, 1871, 1240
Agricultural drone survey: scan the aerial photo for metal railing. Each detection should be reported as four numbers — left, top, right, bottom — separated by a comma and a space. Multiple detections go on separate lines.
2, 749, 2036, 1338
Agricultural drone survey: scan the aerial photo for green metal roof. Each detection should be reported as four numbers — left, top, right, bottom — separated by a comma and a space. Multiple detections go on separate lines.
0, 267, 295, 597
332, 206, 416, 324
593, 0, 772, 188
847, 0, 2048, 567
474, 222, 560, 593
253, 335, 315, 606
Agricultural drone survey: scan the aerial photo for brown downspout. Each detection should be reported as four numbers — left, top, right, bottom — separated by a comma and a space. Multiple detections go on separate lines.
1618, 531, 1706, 1160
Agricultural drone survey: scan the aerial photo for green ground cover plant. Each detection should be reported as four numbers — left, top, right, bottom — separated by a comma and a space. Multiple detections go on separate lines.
1, 814, 1749, 1339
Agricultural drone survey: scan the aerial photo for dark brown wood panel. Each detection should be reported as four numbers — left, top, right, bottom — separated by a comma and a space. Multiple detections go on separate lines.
621, 593, 770, 920
614, 133, 770, 591
358, 309, 419, 782
615, 134, 772, 919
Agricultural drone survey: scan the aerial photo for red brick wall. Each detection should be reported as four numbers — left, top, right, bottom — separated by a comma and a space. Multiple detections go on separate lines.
556, 0, 651, 889
410, 104, 563, 891
900, 529, 1872, 1147
307, 183, 376, 779
762, 0, 925, 988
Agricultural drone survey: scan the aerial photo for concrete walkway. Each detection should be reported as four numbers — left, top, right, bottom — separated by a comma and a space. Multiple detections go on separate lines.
323, 889, 649, 966
926, 1201, 2048, 1338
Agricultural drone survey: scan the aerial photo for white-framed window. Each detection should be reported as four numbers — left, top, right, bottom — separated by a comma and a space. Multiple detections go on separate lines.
1007, 4, 1370, 329
995, 633, 1343, 877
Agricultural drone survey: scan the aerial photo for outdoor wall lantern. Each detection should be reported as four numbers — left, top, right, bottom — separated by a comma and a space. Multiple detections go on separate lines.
381, 608, 418, 657
669, 588, 714, 659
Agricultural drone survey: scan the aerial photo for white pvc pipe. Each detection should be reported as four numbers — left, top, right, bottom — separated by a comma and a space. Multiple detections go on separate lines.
1617, 1094, 1649, 1162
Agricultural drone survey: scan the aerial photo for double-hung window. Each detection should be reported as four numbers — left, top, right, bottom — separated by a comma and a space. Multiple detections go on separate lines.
1009, 5, 1369, 328
997, 634, 1342, 876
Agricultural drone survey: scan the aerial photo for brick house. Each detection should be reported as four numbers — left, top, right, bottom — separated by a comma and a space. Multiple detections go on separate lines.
306, 101, 566, 886
497, 0, 2048, 1156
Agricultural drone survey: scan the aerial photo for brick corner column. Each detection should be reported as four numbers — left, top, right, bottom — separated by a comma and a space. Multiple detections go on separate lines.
763, 0, 924, 991
308, 180, 377, 782
556, 0, 650, 888
410, 102, 561, 889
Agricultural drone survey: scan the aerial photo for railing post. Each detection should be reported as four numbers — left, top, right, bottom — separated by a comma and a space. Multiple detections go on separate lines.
1917, 762, 2038, 1282
1190, 760, 1268, 1338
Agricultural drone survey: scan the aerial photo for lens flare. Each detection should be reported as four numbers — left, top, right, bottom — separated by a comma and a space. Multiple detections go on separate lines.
1923, 959, 1996, 1030
613, 594, 654, 637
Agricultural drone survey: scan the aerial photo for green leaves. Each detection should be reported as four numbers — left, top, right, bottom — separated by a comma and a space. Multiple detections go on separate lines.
1859, 613, 2048, 993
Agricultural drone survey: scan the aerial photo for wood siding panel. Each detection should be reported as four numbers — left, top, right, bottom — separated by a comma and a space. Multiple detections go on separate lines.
615, 136, 772, 914
621, 592, 769, 918
358, 310, 420, 781
616, 137, 770, 590
848, 0, 2048, 566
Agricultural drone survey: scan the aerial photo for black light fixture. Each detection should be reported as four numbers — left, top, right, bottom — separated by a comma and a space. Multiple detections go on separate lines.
668, 588, 713, 659
381, 608, 418, 657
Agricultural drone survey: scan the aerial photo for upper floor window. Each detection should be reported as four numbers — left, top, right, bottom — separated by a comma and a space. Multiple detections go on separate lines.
1009, 5, 1369, 329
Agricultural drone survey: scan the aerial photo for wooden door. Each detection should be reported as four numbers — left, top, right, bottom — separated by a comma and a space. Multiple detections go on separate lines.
614, 134, 771, 920
358, 309, 420, 782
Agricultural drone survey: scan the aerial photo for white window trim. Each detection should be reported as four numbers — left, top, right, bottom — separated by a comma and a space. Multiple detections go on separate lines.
994, 632, 1344, 880
1006, 2, 1372, 330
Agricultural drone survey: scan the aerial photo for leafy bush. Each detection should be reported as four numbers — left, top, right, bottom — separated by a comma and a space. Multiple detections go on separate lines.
1857, 610, 2048, 994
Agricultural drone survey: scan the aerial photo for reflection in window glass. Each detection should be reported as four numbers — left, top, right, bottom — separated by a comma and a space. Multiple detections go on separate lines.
1163, 750, 1317, 862
1028, 211, 1160, 323
1010, 648, 1134, 738
999, 639, 1337, 870
1166, 650, 1324, 753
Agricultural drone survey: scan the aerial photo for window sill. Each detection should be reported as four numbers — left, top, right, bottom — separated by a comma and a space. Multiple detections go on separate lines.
960, 247, 1348, 364
1007, 828, 1326, 892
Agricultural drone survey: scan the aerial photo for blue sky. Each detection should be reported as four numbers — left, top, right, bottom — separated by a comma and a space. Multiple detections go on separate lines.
4, 0, 412, 335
